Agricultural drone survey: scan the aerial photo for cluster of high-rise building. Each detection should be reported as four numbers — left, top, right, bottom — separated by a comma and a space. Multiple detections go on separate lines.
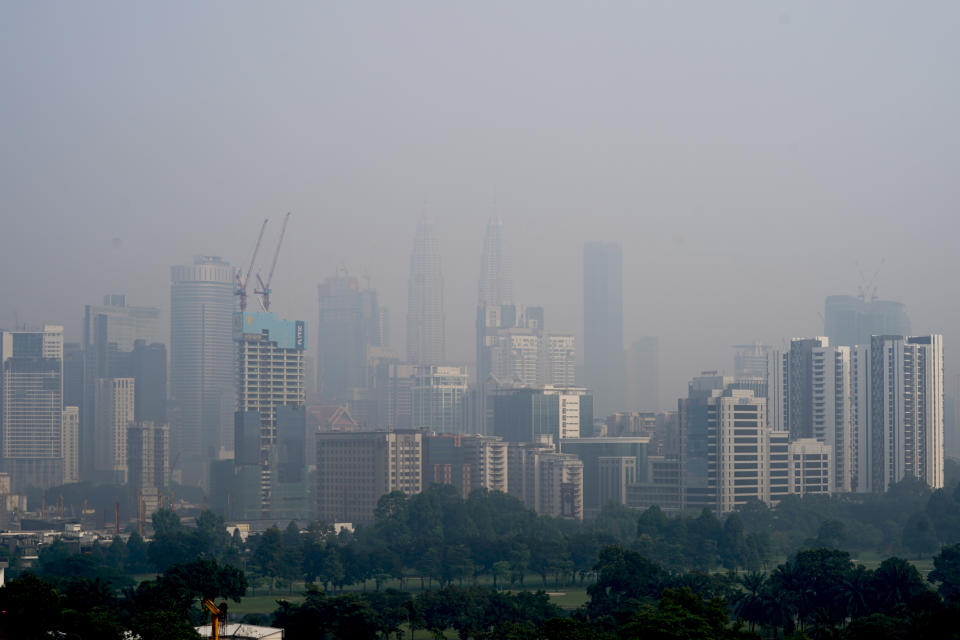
0, 218, 948, 529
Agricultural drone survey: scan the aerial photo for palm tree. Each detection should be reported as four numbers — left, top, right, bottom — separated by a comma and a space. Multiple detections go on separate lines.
837, 565, 872, 620
734, 572, 767, 632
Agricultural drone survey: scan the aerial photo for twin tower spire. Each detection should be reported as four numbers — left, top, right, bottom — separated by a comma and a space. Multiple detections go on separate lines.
406, 218, 510, 366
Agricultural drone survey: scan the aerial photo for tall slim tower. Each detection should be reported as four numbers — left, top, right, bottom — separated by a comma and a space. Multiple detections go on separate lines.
583, 242, 624, 416
407, 220, 446, 365
316, 272, 382, 404
479, 218, 512, 307
170, 256, 236, 482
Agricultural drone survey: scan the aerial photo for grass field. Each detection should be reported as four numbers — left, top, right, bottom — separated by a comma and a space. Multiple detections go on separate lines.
228, 585, 590, 617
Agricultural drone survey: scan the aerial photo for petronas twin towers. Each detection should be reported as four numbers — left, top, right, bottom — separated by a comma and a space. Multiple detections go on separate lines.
406, 218, 511, 366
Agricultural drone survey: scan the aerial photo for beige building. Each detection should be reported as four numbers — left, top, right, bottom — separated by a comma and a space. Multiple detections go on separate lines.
507, 440, 583, 520
316, 430, 422, 524
95, 377, 134, 483
61, 406, 79, 484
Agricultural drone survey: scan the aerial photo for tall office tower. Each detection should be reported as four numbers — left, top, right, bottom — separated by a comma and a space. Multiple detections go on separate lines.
583, 242, 624, 417
127, 421, 169, 516
492, 386, 593, 443
316, 272, 382, 404
82, 295, 162, 479
626, 337, 660, 411
412, 365, 468, 433
63, 343, 83, 412
234, 311, 307, 519
478, 218, 513, 307
170, 256, 236, 477
866, 335, 943, 492
476, 303, 544, 383
787, 337, 853, 492
680, 375, 772, 513
131, 341, 167, 424
824, 295, 911, 347
316, 430, 422, 524
94, 377, 134, 483
62, 406, 80, 484
407, 220, 445, 365
0, 326, 65, 490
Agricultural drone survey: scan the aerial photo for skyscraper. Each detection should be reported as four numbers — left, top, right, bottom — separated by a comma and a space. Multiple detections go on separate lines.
316, 272, 382, 404
865, 335, 943, 492
94, 377, 134, 483
170, 256, 236, 481
479, 218, 512, 307
583, 242, 624, 416
82, 295, 162, 479
406, 220, 445, 365
411, 365, 468, 433
0, 326, 65, 490
234, 311, 307, 519
824, 295, 911, 347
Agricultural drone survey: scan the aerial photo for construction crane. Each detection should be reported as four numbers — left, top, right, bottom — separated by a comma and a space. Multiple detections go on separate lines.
236, 218, 269, 312
202, 598, 228, 640
255, 212, 291, 312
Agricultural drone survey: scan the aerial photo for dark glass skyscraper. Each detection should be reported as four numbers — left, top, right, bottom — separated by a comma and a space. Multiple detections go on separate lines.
316, 272, 382, 404
583, 242, 624, 416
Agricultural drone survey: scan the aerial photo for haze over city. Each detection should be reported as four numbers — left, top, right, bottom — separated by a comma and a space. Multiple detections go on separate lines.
3, 2, 959, 405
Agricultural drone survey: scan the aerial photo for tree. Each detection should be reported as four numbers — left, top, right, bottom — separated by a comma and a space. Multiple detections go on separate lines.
131, 611, 202, 640
902, 512, 939, 558
252, 526, 285, 588
869, 556, 928, 610
587, 545, 666, 625
929, 542, 960, 605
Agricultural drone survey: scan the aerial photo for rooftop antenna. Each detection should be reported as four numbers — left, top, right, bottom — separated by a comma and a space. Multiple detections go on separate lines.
255, 212, 291, 312
236, 218, 269, 312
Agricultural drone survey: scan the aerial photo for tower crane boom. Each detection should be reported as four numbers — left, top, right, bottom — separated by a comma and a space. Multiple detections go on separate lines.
255, 212, 291, 312
236, 218, 269, 312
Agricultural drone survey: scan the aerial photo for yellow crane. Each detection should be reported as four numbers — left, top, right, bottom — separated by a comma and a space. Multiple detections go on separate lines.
202, 598, 228, 640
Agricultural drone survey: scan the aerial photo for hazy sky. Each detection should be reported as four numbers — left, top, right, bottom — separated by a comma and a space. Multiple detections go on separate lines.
2, 2, 958, 406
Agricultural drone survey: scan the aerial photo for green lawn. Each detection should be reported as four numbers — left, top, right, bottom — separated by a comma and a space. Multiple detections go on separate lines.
227, 585, 589, 617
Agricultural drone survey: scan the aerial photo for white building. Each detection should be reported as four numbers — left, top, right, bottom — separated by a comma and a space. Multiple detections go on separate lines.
864, 335, 943, 492
95, 377, 133, 483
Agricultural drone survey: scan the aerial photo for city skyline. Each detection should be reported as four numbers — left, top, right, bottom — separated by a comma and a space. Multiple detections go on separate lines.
3, 4, 959, 407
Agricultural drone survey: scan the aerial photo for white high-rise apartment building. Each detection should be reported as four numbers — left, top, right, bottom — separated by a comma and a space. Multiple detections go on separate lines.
0, 326, 65, 490
95, 377, 133, 483
865, 335, 943, 492
765, 334, 943, 494
407, 220, 446, 365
